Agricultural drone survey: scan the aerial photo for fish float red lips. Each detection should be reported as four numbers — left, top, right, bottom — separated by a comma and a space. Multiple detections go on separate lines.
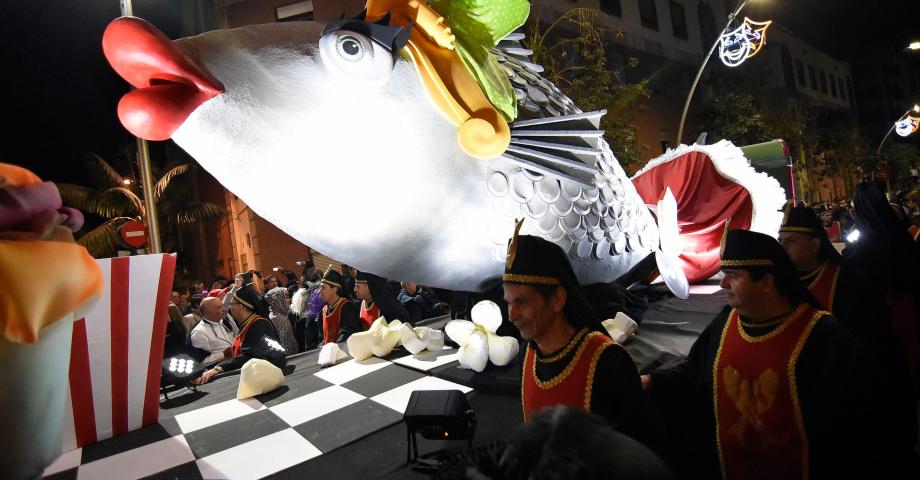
102, 17, 224, 141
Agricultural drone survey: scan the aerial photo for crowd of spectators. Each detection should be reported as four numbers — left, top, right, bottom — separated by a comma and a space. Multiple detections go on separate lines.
163, 263, 454, 363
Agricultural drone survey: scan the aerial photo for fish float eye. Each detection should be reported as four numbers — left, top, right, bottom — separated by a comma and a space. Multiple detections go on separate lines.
319, 29, 393, 86
335, 35, 365, 62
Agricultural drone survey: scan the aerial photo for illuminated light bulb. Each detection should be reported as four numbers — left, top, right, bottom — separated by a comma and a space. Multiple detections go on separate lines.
846, 229, 860, 243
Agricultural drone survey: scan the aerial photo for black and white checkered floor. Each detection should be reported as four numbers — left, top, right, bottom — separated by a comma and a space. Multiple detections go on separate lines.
44, 348, 469, 480
43, 290, 728, 480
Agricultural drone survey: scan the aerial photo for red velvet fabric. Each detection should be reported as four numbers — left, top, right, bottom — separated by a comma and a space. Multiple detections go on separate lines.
632, 151, 753, 282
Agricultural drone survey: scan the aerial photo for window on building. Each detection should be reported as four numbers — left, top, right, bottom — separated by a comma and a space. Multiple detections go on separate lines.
819, 69, 828, 93
600, 0, 622, 17
697, 2, 718, 46
838, 78, 846, 101
794, 59, 805, 87
829, 74, 837, 97
669, 1, 688, 40
885, 85, 905, 99
780, 45, 796, 90
845, 78, 854, 104
639, 0, 659, 30
881, 62, 901, 78
275, 1, 314, 22
808, 65, 817, 90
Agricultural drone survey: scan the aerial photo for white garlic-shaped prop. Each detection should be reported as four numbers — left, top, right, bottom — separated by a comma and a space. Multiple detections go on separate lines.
398, 324, 445, 355
601, 312, 639, 344
445, 300, 520, 372
346, 317, 403, 360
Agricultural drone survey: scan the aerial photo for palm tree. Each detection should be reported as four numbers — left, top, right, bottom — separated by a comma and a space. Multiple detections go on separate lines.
57, 148, 225, 265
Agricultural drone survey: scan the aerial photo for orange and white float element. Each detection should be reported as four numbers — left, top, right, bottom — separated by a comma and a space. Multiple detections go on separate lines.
0, 163, 104, 480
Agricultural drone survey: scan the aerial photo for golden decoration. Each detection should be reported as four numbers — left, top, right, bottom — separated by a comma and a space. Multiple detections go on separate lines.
505, 218, 525, 270
538, 328, 589, 363
502, 273, 560, 285
723, 365, 780, 449
719, 219, 732, 259
720, 259, 775, 268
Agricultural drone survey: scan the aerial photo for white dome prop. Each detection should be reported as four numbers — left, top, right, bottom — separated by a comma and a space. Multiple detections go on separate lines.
237, 358, 285, 399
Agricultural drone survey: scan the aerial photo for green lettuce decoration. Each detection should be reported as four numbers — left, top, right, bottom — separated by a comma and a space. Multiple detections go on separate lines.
429, 0, 530, 122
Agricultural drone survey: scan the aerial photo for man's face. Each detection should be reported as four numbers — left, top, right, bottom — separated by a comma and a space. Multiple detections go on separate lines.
200, 298, 225, 321
778, 232, 820, 271
319, 282, 338, 304
170, 292, 180, 304
503, 283, 564, 342
264, 277, 278, 291
227, 299, 249, 322
354, 282, 371, 301
193, 282, 204, 292
719, 269, 767, 316
404, 283, 418, 294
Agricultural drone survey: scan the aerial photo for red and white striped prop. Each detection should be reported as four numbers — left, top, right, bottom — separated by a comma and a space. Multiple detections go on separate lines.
61, 253, 177, 450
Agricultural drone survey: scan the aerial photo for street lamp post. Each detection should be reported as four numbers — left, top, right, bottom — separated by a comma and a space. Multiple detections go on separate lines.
676, 0, 756, 144
876, 104, 920, 155
119, 0, 162, 254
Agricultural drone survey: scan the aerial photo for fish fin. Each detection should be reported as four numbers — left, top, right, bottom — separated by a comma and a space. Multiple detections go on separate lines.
501, 111, 607, 187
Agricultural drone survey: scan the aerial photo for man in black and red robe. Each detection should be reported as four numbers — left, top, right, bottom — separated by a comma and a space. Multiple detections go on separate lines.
644, 229, 891, 478
193, 284, 286, 384
779, 203, 917, 453
354, 270, 410, 329
500, 220, 654, 451
319, 266, 360, 344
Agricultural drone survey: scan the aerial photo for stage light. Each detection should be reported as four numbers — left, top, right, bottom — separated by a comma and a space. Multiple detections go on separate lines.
846, 229, 860, 243
403, 390, 476, 466
161, 354, 205, 387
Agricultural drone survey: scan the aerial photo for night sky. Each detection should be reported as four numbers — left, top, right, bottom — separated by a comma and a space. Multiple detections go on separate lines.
1, 0, 918, 184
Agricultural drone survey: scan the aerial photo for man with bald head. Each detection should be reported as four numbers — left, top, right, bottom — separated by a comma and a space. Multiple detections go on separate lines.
189, 296, 240, 366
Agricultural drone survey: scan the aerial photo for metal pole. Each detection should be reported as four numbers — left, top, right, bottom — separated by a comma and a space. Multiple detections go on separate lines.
137, 139, 162, 253
120, 0, 162, 253
676, 0, 749, 144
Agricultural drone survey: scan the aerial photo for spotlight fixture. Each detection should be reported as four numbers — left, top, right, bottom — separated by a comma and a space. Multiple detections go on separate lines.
403, 390, 476, 466
161, 354, 205, 388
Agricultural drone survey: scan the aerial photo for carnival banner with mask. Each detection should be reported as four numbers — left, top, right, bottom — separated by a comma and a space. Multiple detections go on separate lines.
719, 17, 772, 67
61, 253, 177, 451
895, 114, 920, 137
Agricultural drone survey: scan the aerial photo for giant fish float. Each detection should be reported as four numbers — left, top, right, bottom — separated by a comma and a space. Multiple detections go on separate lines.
102, 0, 785, 297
